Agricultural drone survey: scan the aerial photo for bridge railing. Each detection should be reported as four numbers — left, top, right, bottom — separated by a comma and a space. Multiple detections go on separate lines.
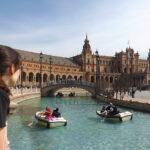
42, 80, 95, 88
10, 87, 40, 98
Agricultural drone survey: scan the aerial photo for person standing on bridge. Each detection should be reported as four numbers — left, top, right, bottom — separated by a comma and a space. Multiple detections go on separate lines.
0, 46, 21, 150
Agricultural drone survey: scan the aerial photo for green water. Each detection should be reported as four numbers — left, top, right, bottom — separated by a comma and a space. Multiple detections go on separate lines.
8, 97, 150, 150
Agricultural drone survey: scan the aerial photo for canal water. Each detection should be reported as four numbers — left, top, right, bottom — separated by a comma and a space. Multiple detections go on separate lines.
8, 97, 150, 150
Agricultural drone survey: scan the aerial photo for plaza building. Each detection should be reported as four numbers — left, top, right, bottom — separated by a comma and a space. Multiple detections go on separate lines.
1, 35, 150, 87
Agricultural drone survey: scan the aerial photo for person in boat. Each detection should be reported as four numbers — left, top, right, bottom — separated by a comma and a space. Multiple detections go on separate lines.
101, 106, 106, 113
52, 107, 61, 118
44, 107, 52, 119
100, 106, 108, 116
101, 103, 119, 116
106, 103, 119, 116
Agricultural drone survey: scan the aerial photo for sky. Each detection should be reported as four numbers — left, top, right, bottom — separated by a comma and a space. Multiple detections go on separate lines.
0, 0, 150, 58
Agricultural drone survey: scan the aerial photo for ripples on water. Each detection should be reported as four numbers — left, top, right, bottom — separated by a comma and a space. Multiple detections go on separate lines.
8, 97, 150, 150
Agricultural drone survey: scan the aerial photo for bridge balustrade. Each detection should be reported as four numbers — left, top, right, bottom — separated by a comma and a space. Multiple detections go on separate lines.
43, 80, 95, 88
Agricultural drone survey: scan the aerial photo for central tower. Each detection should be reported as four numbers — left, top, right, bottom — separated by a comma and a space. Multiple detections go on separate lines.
81, 35, 93, 81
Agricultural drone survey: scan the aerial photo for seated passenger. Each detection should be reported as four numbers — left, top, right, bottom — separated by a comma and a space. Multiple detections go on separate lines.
52, 108, 61, 118
102, 103, 119, 116
101, 106, 106, 113
107, 103, 119, 116
44, 107, 52, 119
105, 103, 112, 111
112, 105, 119, 115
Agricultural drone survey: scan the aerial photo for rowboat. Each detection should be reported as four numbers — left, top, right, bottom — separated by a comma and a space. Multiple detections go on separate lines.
35, 111, 67, 128
96, 110, 133, 122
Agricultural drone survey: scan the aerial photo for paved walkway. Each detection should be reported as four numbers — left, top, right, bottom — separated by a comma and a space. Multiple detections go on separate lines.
113, 91, 150, 104
108, 92, 150, 112
123, 95, 150, 104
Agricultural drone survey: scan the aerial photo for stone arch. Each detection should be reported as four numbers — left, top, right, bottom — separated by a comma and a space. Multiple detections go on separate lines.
41, 84, 95, 97
105, 76, 109, 82
62, 75, 66, 80
110, 76, 113, 83
50, 74, 55, 81
22, 71, 26, 82
101, 76, 104, 80
36, 73, 41, 82
56, 74, 60, 81
124, 67, 127, 73
29, 72, 34, 82
91, 76, 94, 82
74, 76, 77, 80
67, 75, 72, 80
43, 73, 48, 83
79, 76, 83, 81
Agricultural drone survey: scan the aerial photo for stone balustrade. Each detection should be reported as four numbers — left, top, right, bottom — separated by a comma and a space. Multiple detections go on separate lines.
10, 87, 40, 99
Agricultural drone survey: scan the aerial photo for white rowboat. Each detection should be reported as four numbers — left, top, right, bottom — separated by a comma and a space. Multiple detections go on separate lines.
96, 110, 133, 122
35, 111, 67, 128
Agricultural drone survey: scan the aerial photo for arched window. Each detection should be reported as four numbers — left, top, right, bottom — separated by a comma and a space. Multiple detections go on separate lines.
29, 72, 34, 82
68, 75, 72, 80
50, 74, 54, 81
56, 75, 60, 81
74, 76, 77, 80
110, 77, 113, 83
62, 75, 66, 80
43, 74, 48, 82
105, 76, 109, 82
79, 76, 83, 81
36, 73, 41, 82
22, 72, 26, 82
124, 68, 127, 73
91, 76, 94, 82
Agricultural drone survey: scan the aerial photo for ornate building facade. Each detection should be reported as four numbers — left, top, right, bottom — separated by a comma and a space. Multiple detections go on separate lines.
1, 35, 150, 87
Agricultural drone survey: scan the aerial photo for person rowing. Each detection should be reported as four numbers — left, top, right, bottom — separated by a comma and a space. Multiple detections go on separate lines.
52, 107, 61, 118
101, 103, 119, 116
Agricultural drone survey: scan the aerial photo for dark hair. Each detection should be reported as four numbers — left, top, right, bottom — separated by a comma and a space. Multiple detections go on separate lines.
0, 45, 21, 94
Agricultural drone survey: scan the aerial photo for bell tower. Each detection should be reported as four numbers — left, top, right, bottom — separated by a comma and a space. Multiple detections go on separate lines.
82, 34, 92, 55
81, 34, 93, 81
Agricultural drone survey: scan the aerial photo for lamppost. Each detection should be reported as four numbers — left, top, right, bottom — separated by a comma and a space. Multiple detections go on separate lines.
49, 56, 52, 83
130, 52, 135, 98
95, 50, 100, 96
39, 52, 43, 90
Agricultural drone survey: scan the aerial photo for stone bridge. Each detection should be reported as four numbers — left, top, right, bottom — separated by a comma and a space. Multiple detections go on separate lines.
41, 81, 97, 97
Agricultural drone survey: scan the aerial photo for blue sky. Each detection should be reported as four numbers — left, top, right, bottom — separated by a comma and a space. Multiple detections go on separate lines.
0, 0, 150, 58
